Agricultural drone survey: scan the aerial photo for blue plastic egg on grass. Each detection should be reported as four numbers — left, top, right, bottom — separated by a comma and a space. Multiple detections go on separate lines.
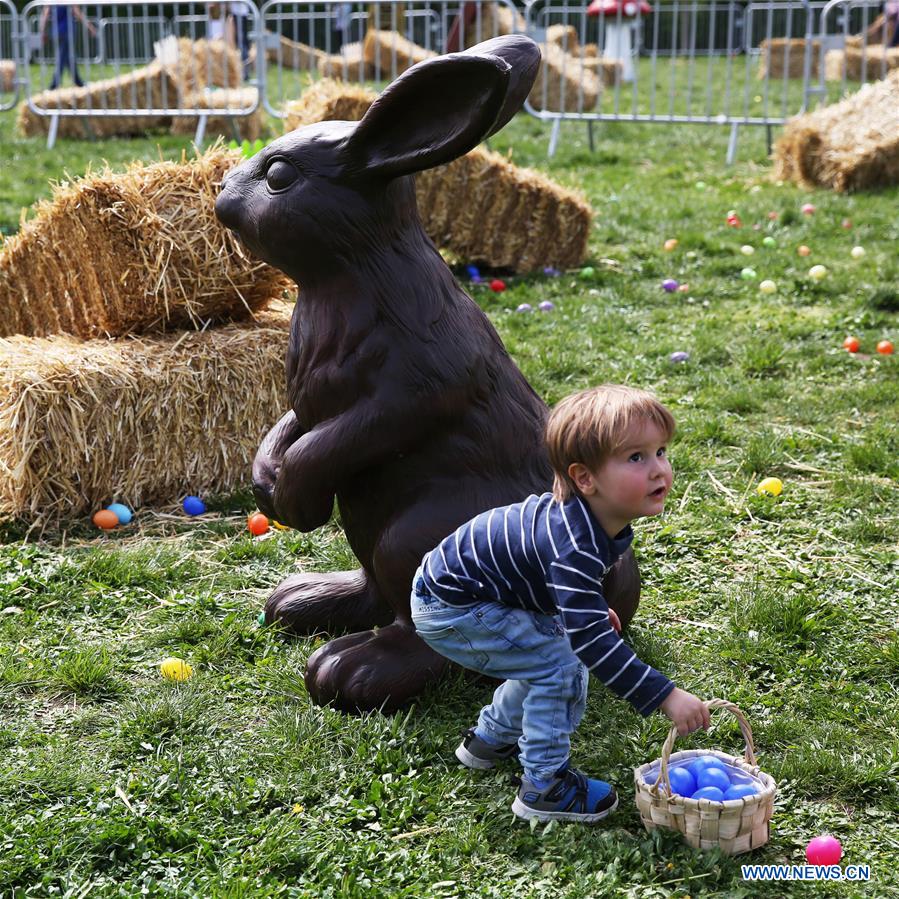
692, 786, 725, 802
106, 503, 133, 525
696, 766, 731, 793
724, 784, 758, 800
667, 766, 697, 797
183, 495, 206, 516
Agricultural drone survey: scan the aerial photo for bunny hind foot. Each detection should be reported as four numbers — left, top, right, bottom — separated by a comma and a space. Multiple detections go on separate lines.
304, 622, 449, 713
263, 569, 392, 635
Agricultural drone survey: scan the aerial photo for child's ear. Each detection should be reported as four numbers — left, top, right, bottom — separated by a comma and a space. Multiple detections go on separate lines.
568, 463, 596, 495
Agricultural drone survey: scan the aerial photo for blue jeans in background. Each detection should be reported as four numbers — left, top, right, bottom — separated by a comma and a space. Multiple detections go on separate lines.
411, 571, 588, 783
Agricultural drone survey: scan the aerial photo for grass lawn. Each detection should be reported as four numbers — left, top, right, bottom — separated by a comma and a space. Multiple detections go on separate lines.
0, 89, 898, 898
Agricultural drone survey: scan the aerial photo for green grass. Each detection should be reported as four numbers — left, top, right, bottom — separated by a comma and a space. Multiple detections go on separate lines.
1, 83, 898, 897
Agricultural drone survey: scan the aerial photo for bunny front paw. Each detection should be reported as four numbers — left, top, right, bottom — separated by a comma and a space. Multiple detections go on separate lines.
271, 482, 335, 532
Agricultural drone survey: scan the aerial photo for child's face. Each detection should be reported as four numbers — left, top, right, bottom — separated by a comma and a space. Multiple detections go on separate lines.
569, 420, 673, 532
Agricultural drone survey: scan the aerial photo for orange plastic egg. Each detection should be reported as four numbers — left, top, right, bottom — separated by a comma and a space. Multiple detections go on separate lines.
248, 512, 270, 535
92, 509, 119, 530
798, 245, 811, 257
877, 340, 894, 355
843, 336, 860, 353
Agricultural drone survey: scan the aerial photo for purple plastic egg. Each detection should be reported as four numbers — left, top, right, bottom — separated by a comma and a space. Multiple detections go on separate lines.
543, 266, 560, 277
538, 301, 555, 312
516, 303, 533, 313
670, 351, 690, 363
662, 278, 679, 292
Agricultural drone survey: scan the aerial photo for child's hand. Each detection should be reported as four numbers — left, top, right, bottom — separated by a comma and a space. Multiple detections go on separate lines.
659, 688, 710, 736
608, 608, 621, 634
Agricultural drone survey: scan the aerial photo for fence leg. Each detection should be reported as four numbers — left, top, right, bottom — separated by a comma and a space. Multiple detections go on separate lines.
726, 122, 740, 166
47, 113, 60, 150
587, 121, 595, 152
194, 114, 208, 147
765, 124, 773, 158
548, 118, 561, 157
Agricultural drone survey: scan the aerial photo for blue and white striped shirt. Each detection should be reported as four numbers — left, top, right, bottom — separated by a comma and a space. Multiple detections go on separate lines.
420, 492, 675, 717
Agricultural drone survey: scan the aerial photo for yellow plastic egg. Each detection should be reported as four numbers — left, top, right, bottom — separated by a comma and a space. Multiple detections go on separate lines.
850, 246, 865, 259
808, 265, 827, 281
759, 280, 777, 294
757, 477, 783, 497
160, 657, 193, 682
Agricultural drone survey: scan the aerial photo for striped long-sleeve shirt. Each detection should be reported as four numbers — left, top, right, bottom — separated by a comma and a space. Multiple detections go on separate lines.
420, 492, 675, 717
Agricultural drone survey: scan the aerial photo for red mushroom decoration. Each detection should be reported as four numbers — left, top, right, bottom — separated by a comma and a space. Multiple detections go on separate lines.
586, 0, 651, 82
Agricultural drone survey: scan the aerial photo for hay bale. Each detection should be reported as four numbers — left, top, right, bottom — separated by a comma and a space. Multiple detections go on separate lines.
282, 80, 592, 271
16, 63, 177, 139
824, 45, 899, 82
265, 33, 328, 71
581, 55, 623, 86
773, 69, 899, 191
0, 300, 293, 523
170, 87, 261, 140
1, 60, 15, 94
361, 29, 436, 76
163, 36, 243, 94
757, 38, 819, 80
318, 42, 378, 81
546, 24, 579, 53
530, 43, 600, 111
463, 2, 527, 47
0, 147, 291, 339
283, 79, 376, 131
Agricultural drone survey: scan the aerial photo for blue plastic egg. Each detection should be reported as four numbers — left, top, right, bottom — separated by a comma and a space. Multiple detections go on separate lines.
106, 502, 133, 525
692, 786, 725, 802
724, 784, 758, 800
667, 766, 697, 797
693, 755, 728, 772
696, 766, 731, 793
183, 495, 206, 516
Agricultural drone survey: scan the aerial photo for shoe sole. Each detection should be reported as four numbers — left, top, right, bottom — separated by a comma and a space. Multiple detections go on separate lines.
511, 794, 619, 823
455, 741, 496, 770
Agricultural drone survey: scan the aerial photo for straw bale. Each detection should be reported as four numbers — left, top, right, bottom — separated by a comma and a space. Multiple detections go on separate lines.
317, 42, 378, 81
265, 33, 328, 71
170, 87, 261, 140
166, 37, 243, 94
530, 42, 600, 111
756, 38, 819, 80
16, 63, 177, 139
581, 55, 623, 86
283, 79, 376, 131
0, 60, 14, 93
280, 80, 591, 270
0, 146, 292, 339
0, 300, 294, 523
824, 45, 899, 82
773, 69, 899, 191
463, 2, 526, 47
546, 24, 579, 53
583, 43, 599, 58
361, 29, 436, 76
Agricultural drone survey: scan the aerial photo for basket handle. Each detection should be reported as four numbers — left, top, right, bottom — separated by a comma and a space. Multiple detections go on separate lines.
651, 698, 758, 798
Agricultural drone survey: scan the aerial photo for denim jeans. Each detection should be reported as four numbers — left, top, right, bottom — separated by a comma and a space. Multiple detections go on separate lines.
411, 570, 588, 783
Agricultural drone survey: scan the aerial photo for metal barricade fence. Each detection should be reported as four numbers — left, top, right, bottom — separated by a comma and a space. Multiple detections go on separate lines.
1, 0, 19, 110
19, 0, 262, 148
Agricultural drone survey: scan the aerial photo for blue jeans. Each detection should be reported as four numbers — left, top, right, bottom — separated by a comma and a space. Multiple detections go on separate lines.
411, 571, 588, 783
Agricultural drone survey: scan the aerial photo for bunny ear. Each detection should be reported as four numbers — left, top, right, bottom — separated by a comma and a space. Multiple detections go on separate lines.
340, 52, 510, 180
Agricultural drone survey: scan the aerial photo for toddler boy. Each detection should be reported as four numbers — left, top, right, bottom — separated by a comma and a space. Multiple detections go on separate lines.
411, 385, 709, 822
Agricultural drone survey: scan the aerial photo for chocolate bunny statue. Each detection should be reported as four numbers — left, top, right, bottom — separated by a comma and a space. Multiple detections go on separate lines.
215, 35, 640, 713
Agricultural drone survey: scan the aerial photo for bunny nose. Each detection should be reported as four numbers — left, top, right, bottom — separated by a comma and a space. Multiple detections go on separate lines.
214, 186, 241, 230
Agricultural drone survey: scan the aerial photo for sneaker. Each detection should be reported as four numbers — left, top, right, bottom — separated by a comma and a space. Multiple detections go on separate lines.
455, 728, 519, 770
512, 764, 618, 823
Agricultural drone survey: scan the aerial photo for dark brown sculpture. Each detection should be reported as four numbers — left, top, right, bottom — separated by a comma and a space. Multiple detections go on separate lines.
215, 35, 640, 713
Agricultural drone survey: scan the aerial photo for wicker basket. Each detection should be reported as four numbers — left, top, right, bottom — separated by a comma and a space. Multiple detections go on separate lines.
634, 699, 777, 855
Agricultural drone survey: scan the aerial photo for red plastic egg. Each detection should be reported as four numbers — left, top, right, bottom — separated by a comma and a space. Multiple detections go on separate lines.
490, 279, 506, 293
842, 336, 860, 353
92, 509, 119, 530
877, 340, 894, 355
248, 513, 270, 536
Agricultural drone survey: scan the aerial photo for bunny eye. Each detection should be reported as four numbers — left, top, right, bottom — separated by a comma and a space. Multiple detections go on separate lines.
265, 159, 298, 192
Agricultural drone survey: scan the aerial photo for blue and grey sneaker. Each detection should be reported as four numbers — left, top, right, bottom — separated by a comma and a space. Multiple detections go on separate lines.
512, 764, 618, 823
455, 728, 519, 769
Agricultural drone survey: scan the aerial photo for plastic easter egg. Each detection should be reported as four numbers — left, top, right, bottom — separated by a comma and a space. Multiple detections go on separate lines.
740, 245, 755, 256
757, 476, 783, 496
798, 245, 811, 257
272, 520, 290, 530
696, 766, 731, 793
691, 786, 725, 802
248, 513, 270, 536
850, 246, 865, 259
92, 509, 119, 530
579, 266, 595, 279
257, 610, 266, 626
724, 783, 758, 800
183, 495, 206, 516
466, 264, 480, 279
801, 203, 815, 215
543, 266, 560, 277
767, 211, 778, 221
877, 339, 894, 355
516, 303, 533, 313
759, 279, 777, 294
664, 238, 679, 251
677, 283, 689, 292
669, 351, 690, 363
160, 657, 193, 681
726, 215, 741, 228
490, 278, 506, 293
106, 503, 132, 525
843, 336, 861, 353
695, 180, 707, 190
667, 765, 697, 797
538, 301, 555, 312
762, 236, 776, 247
806, 835, 842, 866
808, 264, 827, 281
740, 267, 756, 280
841, 218, 852, 229
693, 755, 728, 772
662, 278, 679, 292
